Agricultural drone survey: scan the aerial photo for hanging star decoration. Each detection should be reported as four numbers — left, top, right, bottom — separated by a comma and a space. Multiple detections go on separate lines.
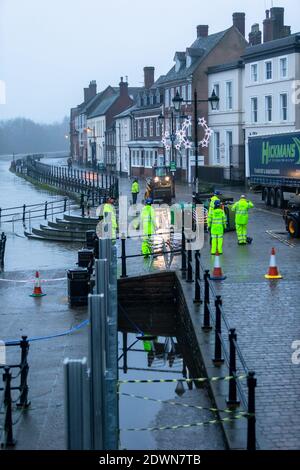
161, 116, 213, 151
198, 117, 213, 148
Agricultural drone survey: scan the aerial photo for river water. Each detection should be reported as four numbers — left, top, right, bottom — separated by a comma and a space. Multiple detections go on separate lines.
0, 155, 79, 272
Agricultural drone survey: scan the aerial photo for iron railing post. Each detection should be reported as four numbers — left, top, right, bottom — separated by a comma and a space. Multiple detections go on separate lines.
227, 329, 240, 406
186, 248, 193, 283
247, 371, 257, 451
2, 367, 16, 447
202, 270, 212, 330
213, 295, 224, 364
17, 336, 30, 408
44, 201, 48, 219
81, 193, 85, 218
122, 332, 128, 374
180, 207, 187, 272
181, 226, 187, 272
193, 250, 201, 304
64, 198, 67, 212
120, 235, 128, 278
22, 204, 26, 223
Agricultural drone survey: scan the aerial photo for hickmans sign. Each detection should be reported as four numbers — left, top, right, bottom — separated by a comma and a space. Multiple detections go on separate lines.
262, 137, 300, 165
249, 132, 300, 179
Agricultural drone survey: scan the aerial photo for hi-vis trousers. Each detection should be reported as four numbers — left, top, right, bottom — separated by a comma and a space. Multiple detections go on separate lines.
211, 234, 223, 255
236, 224, 247, 244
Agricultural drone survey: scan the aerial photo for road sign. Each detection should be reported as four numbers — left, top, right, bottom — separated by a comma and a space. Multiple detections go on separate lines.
170, 162, 176, 172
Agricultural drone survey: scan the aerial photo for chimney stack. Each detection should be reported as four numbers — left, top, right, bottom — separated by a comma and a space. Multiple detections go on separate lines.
89, 80, 97, 98
144, 67, 155, 89
119, 76, 128, 97
263, 7, 291, 43
84, 88, 89, 103
232, 12, 245, 37
263, 10, 272, 42
197, 25, 209, 38
249, 23, 262, 46
84, 81, 97, 102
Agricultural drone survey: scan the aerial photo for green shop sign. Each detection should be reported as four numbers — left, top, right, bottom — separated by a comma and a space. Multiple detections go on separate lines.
262, 137, 300, 165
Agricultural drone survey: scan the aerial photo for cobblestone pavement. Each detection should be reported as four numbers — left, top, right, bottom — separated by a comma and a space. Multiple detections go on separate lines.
117, 175, 300, 449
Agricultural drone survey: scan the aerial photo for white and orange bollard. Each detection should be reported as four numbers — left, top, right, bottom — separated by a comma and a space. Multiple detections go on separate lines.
265, 247, 282, 280
30, 271, 47, 297
210, 252, 227, 281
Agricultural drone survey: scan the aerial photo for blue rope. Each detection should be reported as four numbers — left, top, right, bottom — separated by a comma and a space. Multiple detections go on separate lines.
4, 319, 89, 346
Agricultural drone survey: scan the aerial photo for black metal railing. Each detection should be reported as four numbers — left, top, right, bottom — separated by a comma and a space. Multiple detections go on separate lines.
0, 198, 69, 226
191, 250, 256, 451
14, 158, 119, 203
0, 232, 6, 271
0, 336, 30, 447
119, 232, 182, 279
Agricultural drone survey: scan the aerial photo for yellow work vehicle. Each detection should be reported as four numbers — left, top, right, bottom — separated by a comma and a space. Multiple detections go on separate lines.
145, 166, 175, 204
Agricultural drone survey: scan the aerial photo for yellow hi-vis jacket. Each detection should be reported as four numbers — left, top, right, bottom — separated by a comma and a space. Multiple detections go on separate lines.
131, 181, 139, 194
231, 198, 254, 225
103, 203, 117, 237
207, 208, 227, 235
141, 205, 156, 236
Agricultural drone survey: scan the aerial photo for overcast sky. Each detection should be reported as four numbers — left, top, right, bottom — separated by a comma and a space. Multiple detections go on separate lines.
0, 0, 299, 123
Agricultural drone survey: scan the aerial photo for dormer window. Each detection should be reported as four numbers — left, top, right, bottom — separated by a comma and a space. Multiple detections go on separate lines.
186, 55, 192, 68
175, 57, 183, 72
174, 52, 185, 73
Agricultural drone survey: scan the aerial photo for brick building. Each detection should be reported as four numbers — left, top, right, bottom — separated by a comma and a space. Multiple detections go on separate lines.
156, 13, 248, 182
70, 79, 140, 166
128, 67, 165, 177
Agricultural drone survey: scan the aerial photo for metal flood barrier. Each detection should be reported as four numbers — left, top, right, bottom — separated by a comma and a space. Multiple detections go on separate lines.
64, 238, 118, 450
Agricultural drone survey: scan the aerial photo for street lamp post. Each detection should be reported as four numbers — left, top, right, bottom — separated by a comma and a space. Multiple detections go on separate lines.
86, 127, 97, 169
115, 123, 122, 174
172, 89, 219, 194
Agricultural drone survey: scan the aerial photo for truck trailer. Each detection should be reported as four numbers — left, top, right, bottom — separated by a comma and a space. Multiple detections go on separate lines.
249, 131, 300, 237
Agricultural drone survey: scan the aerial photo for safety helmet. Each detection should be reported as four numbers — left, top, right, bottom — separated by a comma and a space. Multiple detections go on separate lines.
214, 190, 222, 196
145, 198, 153, 205
240, 195, 246, 199
214, 200, 221, 209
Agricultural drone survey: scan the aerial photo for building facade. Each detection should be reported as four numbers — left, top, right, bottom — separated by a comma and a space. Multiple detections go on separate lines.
114, 109, 133, 176
207, 61, 245, 182
70, 80, 100, 164
128, 68, 164, 178
156, 14, 248, 182
243, 33, 300, 176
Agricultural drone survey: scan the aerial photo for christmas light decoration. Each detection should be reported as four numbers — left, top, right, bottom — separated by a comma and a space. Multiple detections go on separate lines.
161, 117, 213, 152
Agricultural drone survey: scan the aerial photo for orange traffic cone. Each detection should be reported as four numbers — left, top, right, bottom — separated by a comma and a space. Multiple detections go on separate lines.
210, 252, 227, 281
265, 248, 282, 279
30, 271, 47, 297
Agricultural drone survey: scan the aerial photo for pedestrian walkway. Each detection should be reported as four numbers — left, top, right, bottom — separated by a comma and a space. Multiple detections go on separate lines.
189, 208, 300, 449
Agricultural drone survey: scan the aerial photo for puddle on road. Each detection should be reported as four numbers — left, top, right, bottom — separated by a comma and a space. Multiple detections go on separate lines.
118, 331, 226, 451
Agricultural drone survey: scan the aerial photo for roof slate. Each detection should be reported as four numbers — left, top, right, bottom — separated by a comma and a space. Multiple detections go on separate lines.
158, 29, 230, 85
242, 32, 300, 60
88, 94, 119, 119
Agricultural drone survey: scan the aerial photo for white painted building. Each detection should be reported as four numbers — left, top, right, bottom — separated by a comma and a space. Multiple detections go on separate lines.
86, 115, 106, 164
243, 33, 300, 176
207, 60, 245, 181
114, 108, 133, 175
